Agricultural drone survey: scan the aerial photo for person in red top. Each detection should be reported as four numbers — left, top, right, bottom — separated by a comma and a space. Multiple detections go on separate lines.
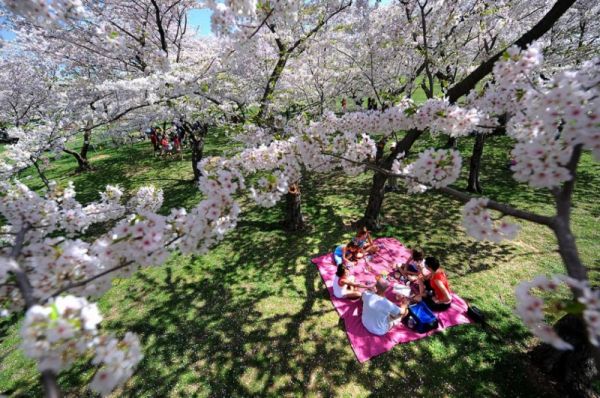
421, 256, 452, 311
150, 128, 159, 153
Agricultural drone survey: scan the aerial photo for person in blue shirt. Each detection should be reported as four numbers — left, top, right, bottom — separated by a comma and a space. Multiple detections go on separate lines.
333, 241, 360, 267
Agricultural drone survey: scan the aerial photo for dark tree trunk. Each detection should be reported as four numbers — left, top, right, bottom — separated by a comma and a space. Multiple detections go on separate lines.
531, 314, 598, 398
190, 138, 204, 181
467, 134, 485, 193
80, 129, 92, 162
63, 148, 92, 172
361, 130, 423, 229
185, 122, 208, 182
362, 171, 388, 230
41, 370, 62, 398
444, 137, 457, 149
63, 125, 94, 172
30, 157, 50, 190
257, 54, 289, 125
284, 183, 305, 231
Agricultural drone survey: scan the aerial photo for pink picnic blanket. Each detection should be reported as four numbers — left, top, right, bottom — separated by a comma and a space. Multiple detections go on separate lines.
311, 237, 472, 362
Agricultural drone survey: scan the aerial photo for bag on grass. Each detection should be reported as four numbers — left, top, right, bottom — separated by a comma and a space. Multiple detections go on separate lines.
406, 301, 438, 333
466, 304, 485, 323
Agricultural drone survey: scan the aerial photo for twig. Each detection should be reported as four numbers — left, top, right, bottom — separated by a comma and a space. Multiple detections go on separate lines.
45, 235, 181, 301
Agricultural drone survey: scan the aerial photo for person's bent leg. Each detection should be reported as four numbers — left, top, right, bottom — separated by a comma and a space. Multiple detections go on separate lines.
344, 291, 362, 300
333, 253, 343, 266
424, 296, 451, 311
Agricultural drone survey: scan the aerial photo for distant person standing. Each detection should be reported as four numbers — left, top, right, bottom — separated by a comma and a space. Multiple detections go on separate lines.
172, 134, 182, 160
341, 97, 347, 112
150, 128, 159, 153
176, 120, 186, 147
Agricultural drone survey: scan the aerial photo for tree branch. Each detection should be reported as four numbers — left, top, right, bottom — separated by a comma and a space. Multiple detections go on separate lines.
150, 0, 169, 55
445, 0, 576, 103
322, 151, 554, 226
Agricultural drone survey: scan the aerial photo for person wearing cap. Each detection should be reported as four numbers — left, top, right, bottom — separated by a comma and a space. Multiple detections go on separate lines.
361, 278, 409, 336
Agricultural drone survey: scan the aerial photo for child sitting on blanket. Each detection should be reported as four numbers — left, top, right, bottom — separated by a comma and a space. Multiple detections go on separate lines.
352, 227, 378, 258
395, 247, 425, 281
332, 264, 370, 300
333, 241, 361, 267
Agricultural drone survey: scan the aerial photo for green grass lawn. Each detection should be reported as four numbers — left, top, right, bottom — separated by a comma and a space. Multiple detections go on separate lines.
1, 130, 599, 397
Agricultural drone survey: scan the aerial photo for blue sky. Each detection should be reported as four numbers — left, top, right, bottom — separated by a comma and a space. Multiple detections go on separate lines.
188, 8, 213, 36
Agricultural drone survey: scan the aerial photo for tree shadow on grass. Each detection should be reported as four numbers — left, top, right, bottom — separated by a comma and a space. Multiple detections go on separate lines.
85, 251, 555, 397
5, 135, 564, 397
62, 173, 546, 397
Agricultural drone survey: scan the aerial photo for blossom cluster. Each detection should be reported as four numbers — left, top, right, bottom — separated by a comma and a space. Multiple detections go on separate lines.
470, 44, 599, 189
0, 126, 66, 181
403, 148, 462, 189
315, 97, 483, 139
1, 173, 248, 395
462, 198, 520, 242
515, 275, 600, 350
20, 295, 142, 395
127, 186, 164, 213
3, 0, 86, 25
21, 295, 103, 372
90, 332, 143, 396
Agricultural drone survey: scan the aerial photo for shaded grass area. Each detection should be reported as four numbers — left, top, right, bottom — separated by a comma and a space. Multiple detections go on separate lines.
1, 131, 599, 397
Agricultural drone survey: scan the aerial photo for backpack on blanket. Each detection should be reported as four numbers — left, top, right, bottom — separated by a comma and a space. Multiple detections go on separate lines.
406, 301, 439, 333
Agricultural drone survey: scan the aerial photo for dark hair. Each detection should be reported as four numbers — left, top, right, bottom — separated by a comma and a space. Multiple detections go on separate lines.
425, 256, 440, 271
357, 226, 368, 237
336, 264, 346, 277
412, 248, 425, 262
347, 240, 358, 249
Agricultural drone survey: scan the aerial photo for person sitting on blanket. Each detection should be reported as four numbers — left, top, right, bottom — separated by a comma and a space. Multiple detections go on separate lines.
396, 247, 425, 281
361, 279, 409, 336
333, 241, 361, 266
333, 264, 370, 300
352, 227, 378, 258
420, 256, 453, 311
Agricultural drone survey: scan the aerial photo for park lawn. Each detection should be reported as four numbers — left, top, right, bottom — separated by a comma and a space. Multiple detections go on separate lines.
1, 130, 599, 397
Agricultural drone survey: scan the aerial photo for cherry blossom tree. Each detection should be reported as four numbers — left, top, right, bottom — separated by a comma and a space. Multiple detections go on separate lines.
1, 0, 600, 397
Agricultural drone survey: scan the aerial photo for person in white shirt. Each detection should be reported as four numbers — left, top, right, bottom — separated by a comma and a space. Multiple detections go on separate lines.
361, 279, 409, 336
332, 265, 370, 300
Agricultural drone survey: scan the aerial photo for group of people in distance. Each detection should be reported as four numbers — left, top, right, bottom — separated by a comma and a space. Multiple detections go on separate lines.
332, 228, 453, 336
148, 124, 184, 159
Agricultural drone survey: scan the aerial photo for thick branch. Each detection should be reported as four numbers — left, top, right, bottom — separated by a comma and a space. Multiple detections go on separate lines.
551, 144, 587, 282
445, 0, 576, 103
10, 225, 36, 309
438, 186, 554, 226
323, 151, 554, 226
150, 0, 169, 54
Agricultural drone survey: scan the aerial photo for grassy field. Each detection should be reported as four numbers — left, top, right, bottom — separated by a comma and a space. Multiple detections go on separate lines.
1, 129, 599, 397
